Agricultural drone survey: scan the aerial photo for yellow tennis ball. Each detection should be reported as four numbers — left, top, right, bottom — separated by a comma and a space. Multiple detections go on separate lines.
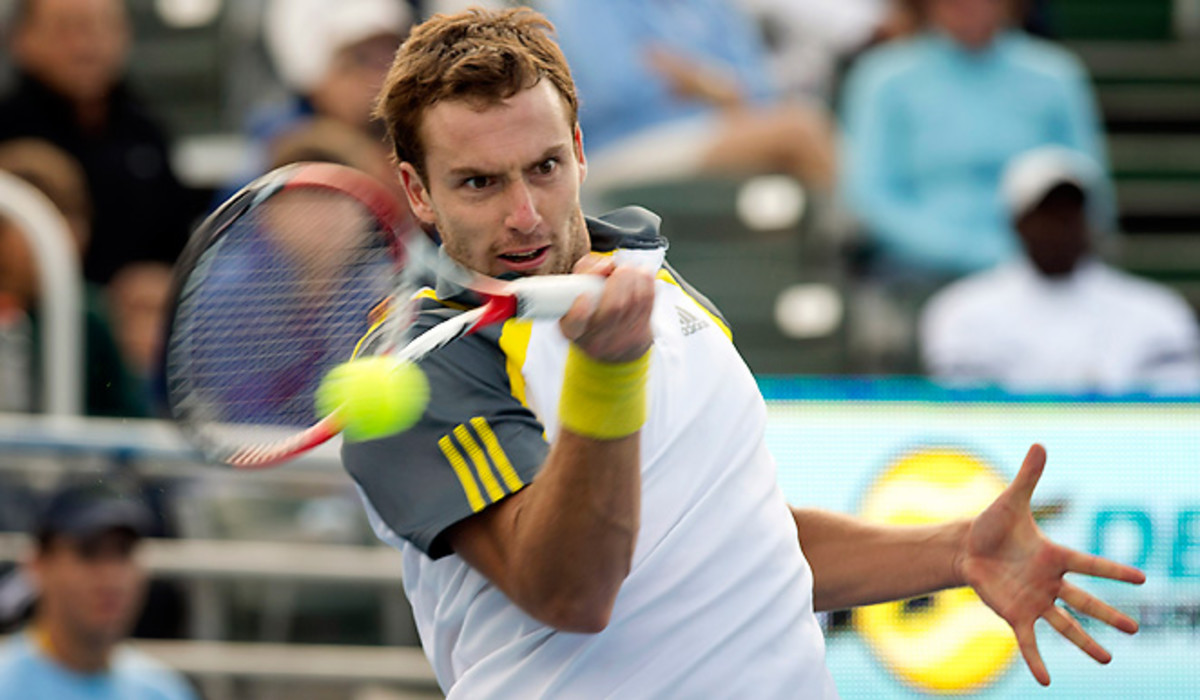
316, 356, 429, 442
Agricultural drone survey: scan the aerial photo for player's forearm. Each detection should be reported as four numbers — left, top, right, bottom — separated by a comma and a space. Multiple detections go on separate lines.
503, 430, 641, 632
500, 342, 649, 630
792, 508, 969, 612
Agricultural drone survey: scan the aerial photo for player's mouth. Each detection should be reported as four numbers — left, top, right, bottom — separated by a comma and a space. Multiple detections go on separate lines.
498, 246, 550, 272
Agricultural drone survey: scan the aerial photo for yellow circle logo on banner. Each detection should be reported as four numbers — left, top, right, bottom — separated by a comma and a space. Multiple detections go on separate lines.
855, 448, 1018, 694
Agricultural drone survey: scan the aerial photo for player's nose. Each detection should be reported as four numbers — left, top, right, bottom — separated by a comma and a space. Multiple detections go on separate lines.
504, 181, 542, 235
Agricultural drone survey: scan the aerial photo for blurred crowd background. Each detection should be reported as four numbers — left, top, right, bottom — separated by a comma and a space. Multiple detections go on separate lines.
1, 0, 1199, 698
3, 0, 1200, 412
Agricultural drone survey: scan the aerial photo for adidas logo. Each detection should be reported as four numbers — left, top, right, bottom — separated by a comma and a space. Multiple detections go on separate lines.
676, 305, 709, 336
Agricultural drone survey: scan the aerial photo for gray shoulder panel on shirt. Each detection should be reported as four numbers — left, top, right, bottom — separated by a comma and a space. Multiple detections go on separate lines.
345, 206, 673, 557
342, 302, 548, 558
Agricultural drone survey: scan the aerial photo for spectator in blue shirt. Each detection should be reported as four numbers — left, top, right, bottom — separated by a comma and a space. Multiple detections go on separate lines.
542, 0, 837, 197
0, 482, 197, 700
839, 0, 1111, 278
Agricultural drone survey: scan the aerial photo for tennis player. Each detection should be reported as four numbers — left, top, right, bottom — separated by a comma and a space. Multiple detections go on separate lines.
342, 8, 1144, 697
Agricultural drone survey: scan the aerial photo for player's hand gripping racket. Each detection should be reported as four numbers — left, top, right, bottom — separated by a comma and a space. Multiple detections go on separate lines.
164, 162, 601, 469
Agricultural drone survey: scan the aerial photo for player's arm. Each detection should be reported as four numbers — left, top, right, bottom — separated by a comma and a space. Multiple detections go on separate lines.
446, 258, 655, 633
793, 508, 967, 613
794, 444, 1145, 685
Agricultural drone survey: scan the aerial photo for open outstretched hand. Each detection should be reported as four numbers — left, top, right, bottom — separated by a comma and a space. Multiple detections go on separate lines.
958, 444, 1146, 686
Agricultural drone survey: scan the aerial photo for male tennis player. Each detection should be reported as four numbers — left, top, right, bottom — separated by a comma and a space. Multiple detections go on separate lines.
343, 8, 1144, 697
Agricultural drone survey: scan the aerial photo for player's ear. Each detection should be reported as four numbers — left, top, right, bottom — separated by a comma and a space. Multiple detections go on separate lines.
398, 162, 437, 227
573, 124, 587, 183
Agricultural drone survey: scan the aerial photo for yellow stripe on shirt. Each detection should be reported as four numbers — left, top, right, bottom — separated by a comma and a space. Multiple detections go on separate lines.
470, 417, 524, 493
453, 424, 505, 503
415, 287, 471, 311
437, 436, 486, 512
498, 319, 534, 408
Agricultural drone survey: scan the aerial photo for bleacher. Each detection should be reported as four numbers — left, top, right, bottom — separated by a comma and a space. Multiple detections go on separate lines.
1058, 0, 1200, 305
592, 1, 1200, 376
96, 0, 1200, 377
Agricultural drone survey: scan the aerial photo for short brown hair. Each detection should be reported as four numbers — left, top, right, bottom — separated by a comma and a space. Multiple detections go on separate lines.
374, 7, 578, 181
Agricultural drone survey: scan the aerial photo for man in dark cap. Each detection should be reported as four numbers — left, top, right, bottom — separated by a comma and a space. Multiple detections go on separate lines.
0, 481, 196, 699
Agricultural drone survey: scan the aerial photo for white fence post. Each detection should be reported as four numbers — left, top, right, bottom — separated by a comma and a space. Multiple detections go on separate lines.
0, 171, 83, 416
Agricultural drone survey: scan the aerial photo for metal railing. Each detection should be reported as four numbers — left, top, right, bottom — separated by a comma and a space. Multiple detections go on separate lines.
0, 171, 83, 416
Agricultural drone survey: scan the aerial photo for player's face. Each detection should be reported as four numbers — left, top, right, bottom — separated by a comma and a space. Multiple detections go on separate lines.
926, 0, 1011, 50
399, 80, 590, 278
31, 530, 148, 648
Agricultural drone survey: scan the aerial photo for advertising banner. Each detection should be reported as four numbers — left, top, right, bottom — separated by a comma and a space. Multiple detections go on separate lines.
763, 379, 1200, 699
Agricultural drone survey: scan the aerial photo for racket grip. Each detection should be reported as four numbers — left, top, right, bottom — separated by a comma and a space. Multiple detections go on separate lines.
509, 275, 606, 319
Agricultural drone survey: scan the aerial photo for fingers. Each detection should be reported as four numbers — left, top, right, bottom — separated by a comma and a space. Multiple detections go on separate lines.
1064, 548, 1147, 586
559, 255, 620, 341
1007, 444, 1047, 505
1044, 605, 1111, 665
1060, 581, 1140, 635
1015, 621, 1051, 687
564, 265, 655, 362
572, 253, 616, 277
558, 292, 596, 342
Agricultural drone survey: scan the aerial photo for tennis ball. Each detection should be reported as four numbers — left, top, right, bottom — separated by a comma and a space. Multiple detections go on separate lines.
316, 356, 429, 442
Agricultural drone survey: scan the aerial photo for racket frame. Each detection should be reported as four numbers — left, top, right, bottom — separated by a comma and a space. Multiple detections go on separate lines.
166, 162, 605, 470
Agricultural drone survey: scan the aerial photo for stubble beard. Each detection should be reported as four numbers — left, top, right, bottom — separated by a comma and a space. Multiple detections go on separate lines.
439, 208, 591, 278
550, 209, 591, 275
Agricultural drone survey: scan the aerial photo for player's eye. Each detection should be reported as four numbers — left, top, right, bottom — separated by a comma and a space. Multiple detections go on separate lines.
533, 158, 558, 177
462, 175, 494, 191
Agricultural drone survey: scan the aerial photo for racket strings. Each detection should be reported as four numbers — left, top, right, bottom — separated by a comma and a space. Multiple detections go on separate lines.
168, 191, 394, 441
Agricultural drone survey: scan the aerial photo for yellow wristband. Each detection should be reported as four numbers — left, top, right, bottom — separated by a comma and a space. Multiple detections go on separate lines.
558, 344, 650, 440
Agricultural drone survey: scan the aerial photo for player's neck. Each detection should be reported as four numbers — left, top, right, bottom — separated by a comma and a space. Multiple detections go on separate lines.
32, 616, 113, 674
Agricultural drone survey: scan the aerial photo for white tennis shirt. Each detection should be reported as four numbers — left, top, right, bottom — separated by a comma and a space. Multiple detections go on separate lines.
921, 259, 1200, 395
360, 243, 837, 698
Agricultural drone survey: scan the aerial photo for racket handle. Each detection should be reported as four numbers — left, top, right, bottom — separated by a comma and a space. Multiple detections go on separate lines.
509, 275, 606, 319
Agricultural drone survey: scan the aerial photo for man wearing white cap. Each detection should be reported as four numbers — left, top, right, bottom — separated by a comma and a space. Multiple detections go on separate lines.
223, 0, 413, 197
263, 0, 412, 136
920, 146, 1200, 395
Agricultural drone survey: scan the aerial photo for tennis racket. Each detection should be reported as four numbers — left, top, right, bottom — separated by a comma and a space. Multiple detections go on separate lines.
164, 162, 601, 469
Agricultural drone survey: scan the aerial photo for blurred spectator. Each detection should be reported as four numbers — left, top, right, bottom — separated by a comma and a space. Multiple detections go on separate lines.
840, 0, 1110, 278
736, 0, 914, 100
0, 137, 148, 417
920, 147, 1200, 395
267, 113, 416, 227
105, 261, 172, 384
247, 0, 412, 171
0, 481, 197, 699
0, 0, 201, 285
541, 0, 837, 198
267, 117, 404, 197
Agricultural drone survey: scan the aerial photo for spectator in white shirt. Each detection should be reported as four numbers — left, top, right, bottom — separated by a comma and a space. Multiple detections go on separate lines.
920, 146, 1200, 395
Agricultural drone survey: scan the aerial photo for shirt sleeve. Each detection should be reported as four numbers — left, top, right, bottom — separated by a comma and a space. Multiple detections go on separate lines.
341, 307, 549, 558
